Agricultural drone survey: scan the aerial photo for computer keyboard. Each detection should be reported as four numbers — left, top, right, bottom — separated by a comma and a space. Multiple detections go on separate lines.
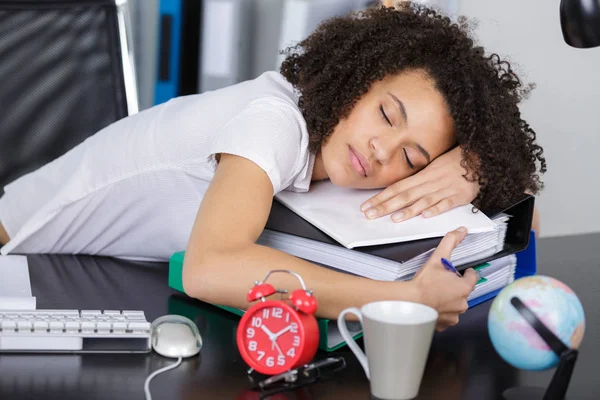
0, 309, 152, 353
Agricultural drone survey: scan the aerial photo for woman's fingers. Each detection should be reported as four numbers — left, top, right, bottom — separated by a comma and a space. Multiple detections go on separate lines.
430, 227, 469, 262
462, 268, 479, 290
436, 314, 460, 331
434, 269, 479, 331
360, 174, 423, 213
368, 183, 442, 220
389, 188, 455, 222
419, 194, 463, 219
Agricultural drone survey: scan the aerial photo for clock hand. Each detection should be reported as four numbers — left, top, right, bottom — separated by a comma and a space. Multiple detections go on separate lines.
260, 325, 275, 340
260, 325, 279, 351
272, 339, 284, 357
273, 325, 293, 339
268, 327, 289, 357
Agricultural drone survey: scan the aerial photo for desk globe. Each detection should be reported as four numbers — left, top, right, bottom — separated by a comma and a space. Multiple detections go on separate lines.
488, 275, 585, 370
488, 275, 585, 399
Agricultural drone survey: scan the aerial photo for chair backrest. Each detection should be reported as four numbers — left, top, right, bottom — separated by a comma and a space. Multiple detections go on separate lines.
0, 0, 138, 192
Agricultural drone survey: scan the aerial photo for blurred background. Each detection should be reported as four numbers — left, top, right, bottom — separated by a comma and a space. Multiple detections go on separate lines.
1, 0, 598, 240
126, 0, 599, 240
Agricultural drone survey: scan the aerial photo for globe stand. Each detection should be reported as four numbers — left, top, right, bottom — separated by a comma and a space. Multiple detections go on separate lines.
502, 297, 578, 400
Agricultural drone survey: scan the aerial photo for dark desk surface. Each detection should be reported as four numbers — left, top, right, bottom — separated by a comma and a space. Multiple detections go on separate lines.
1, 234, 599, 400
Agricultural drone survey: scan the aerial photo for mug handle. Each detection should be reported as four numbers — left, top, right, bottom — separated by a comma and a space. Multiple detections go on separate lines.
337, 307, 369, 379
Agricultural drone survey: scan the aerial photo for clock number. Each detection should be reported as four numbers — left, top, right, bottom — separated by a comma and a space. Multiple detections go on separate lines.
262, 309, 269, 319
248, 341, 257, 351
286, 347, 296, 358
246, 328, 255, 339
293, 336, 300, 347
257, 351, 265, 361
272, 307, 283, 319
285, 312, 290, 322
277, 355, 286, 366
290, 322, 298, 333
251, 317, 262, 327
266, 357, 275, 367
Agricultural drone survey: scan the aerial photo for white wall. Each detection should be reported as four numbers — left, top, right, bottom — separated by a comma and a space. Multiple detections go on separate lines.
458, 0, 600, 238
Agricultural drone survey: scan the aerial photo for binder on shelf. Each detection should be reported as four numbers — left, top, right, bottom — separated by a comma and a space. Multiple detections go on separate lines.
275, 0, 374, 70
128, 0, 160, 110
154, 0, 201, 105
155, 0, 182, 105
198, 0, 252, 93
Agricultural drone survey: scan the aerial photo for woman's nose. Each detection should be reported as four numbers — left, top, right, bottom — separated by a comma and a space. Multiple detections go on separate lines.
370, 133, 402, 165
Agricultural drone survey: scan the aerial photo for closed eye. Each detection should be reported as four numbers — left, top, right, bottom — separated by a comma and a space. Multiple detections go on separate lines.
403, 148, 415, 169
379, 105, 392, 126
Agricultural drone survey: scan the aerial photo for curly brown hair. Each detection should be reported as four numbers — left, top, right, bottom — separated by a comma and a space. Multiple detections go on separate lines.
280, 2, 546, 211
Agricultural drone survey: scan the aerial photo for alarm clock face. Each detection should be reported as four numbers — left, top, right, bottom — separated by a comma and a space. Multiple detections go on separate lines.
238, 301, 305, 374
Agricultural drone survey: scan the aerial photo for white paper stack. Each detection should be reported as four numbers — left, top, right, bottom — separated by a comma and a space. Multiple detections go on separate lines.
257, 213, 509, 281
275, 180, 497, 249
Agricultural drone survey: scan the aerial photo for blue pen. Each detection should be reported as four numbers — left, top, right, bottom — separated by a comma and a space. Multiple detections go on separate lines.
442, 258, 483, 281
441, 258, 462, 277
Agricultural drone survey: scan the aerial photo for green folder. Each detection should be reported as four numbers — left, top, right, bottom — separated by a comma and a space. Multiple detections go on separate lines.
168, 252, 496, 351
168, 251, 362, 352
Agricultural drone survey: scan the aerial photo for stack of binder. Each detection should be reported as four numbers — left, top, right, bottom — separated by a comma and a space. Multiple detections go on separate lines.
167, 182, 537, 351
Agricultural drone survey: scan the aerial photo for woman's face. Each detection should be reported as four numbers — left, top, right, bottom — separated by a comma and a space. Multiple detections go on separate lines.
315, 69, 456, 189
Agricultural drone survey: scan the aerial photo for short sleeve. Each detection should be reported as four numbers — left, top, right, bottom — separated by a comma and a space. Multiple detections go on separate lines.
207, 98, 310, 194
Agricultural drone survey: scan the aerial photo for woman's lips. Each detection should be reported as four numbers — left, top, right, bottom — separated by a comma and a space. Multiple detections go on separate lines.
349, 146, 370, 177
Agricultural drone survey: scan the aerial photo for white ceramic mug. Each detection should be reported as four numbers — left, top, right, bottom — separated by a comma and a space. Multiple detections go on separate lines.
337, 301, 438, 400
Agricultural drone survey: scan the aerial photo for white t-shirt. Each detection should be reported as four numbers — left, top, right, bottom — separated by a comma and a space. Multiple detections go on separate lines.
0, 71, 315, 261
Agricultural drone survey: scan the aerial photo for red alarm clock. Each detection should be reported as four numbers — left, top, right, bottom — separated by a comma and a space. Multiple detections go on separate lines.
237, 269, 319, 376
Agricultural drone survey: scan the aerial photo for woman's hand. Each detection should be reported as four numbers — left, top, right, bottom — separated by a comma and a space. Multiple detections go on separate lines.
412, 227, 478, 331
361, 146, 480, 222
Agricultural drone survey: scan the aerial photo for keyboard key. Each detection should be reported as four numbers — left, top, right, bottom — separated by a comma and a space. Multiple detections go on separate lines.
81, 310, 101, 317
17, 321, 33, 332
128, 322, 151, 333
112, 322, 127, 333
96, 322, 111, 334
123, 311, 145, 318
1, 311, 23, 317
1, 320, 16, 332
81, 322, 95, 333
49, 321, 64, 333
44, 310, 79, 317
65, 321, 80, 333
33, 321, 48, 332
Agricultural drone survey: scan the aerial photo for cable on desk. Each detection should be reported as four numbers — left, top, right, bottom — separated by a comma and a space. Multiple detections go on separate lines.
144, 357, 182, 400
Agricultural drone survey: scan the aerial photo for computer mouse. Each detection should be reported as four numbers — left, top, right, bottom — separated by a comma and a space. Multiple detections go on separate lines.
151, 315, 203, 358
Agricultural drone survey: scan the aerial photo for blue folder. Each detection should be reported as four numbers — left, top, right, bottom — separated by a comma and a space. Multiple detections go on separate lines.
154, 0, 183, 106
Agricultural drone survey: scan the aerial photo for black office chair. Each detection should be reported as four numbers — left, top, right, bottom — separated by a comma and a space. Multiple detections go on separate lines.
0, 0, 138, 193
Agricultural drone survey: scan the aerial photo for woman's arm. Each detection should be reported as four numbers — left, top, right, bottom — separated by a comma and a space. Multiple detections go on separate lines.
183, 154, 476, 329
